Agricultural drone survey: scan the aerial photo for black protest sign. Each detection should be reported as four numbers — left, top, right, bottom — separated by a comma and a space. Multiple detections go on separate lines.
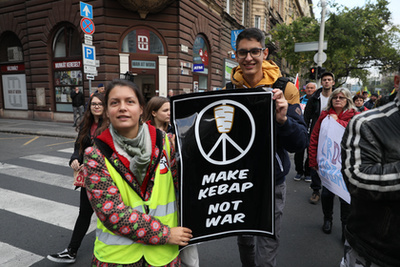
171, 88, 275, 245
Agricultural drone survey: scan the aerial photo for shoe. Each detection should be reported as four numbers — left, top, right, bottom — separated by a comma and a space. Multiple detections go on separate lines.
304, 176, 311, 182
294, 173, 303, 181
309, 191, 320, 204
47, 248, 76, 263
322, 220, 332, 234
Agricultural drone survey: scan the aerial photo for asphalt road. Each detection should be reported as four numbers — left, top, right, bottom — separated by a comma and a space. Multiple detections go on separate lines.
0, 132, 343, 267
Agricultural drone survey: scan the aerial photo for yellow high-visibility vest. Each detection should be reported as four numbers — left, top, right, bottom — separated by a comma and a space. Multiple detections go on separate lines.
94, 135, 178, 266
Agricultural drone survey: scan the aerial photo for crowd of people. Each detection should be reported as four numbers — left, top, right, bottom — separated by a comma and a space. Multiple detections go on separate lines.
47, 27, 398, 267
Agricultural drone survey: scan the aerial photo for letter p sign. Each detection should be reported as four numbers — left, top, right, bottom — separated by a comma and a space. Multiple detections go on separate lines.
85, 46, 94, 60
82, 44, 96, 66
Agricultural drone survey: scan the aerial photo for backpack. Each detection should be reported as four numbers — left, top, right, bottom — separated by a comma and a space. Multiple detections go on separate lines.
225, 77, 291, 94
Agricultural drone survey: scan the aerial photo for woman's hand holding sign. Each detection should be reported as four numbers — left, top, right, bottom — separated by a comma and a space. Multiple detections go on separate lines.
168, 227, 193, 246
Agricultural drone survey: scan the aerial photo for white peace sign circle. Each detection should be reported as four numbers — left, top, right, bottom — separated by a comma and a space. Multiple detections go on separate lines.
195, 99, 255, 165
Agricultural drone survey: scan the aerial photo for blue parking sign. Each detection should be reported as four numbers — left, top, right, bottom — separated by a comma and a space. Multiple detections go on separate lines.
82, 44, 96, 66
80, 2, 93, 19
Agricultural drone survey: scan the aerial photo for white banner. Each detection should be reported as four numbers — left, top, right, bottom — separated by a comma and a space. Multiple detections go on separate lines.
317, 116, 351, 204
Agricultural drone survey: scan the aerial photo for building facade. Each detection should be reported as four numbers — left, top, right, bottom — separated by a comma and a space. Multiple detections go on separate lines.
0, 0, 312, 122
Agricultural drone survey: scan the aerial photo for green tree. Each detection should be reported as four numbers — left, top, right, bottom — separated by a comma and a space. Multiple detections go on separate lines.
271, 0, 400, 85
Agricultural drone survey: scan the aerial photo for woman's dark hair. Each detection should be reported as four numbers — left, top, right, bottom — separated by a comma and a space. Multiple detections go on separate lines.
352, 94, 364, 103
76, 92, 108, 154
105, 79, 146, 113
143, 96, 169, 129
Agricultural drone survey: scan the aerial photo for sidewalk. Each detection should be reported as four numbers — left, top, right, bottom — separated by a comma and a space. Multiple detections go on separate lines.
0, 118, 78, 139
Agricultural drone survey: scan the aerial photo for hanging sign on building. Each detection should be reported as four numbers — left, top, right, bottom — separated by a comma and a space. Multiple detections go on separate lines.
136, 29, 150, 53
193, 64, 204, 72
231, 30, 244, 50
171, 88, 275, 245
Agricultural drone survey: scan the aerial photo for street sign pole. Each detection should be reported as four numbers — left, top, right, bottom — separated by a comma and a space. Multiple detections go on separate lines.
316, 0, 327, 87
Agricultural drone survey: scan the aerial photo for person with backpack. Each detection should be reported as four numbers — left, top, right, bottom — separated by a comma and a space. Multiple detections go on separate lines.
229, 28, 308, 267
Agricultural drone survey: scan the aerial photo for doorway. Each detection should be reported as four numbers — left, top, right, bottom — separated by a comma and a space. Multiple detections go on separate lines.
134, 74, 156, 102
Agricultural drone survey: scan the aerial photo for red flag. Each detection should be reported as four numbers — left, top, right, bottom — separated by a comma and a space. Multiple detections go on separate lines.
294, 73, 299, 90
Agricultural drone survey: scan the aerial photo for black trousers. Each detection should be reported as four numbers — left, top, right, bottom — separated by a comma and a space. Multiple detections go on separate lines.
294, 148, 310, 176
321, 186, 350, 225
68, 187, 94, 253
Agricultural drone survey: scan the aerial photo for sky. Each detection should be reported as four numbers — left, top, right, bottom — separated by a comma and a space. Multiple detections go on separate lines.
312, 0, 400, 26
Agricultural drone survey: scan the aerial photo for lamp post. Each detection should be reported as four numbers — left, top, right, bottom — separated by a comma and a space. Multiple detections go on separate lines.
316, 0, 327, 87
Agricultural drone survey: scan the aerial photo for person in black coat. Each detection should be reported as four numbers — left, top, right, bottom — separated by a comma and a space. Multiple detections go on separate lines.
71, 86, 85, 127
47, 93, 108, 263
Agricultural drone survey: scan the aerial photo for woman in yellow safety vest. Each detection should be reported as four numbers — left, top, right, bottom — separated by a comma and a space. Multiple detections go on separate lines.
83, 79, 192, 266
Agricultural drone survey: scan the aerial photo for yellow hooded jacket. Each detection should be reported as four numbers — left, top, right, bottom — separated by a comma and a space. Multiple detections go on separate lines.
230, 60, 300, 104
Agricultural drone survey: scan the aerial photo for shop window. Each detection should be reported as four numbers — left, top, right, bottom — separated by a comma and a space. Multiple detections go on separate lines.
121, 29, 164, 55
0, 32, 23, 63
52, 25, 83, 112
193, 35, 210, 92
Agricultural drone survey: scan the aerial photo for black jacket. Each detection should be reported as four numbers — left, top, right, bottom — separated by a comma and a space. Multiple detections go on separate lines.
303, 88, 324, 135
69, 118, 104, 166
275, 104, 308, 185
71, 90, 85, 107
341, 97, 400, 267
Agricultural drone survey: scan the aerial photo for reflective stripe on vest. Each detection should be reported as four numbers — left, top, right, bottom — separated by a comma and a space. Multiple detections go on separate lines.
94, 135, 178, 265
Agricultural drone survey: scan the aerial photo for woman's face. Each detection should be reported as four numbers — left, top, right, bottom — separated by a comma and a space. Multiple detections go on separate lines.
106, 85, 143, 139
152, 102, 170, 126
354, 98, 364, 107
90, 97, 104, 118
332, 92, 347, 111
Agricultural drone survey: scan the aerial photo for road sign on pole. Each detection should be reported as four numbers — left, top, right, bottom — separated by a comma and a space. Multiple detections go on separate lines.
82, 44, 96, 66
294, 41, 328, 52
80, 18, 95, 35
80, 2, 93, 19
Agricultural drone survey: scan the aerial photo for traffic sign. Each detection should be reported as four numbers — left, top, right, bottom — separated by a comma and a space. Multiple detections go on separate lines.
84, 65, 97, 73
314, 52, 327, 64
84, 34, 93, 45
80, 18, 95, 35
82, 44, 96, 66
86, 74, 95, 80
80, 2, 93, 19
294, 41, 328, 52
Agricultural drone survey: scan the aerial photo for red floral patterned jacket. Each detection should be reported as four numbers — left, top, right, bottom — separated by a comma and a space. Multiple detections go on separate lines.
83, 124, 180, 267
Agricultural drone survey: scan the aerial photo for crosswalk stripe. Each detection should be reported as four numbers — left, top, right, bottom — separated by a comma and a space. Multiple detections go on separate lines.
0, 188, 97, 232
20, 154, 69, 167
0, 242, 43, 266
0, 163, 74, 190
58, 148, 74, 154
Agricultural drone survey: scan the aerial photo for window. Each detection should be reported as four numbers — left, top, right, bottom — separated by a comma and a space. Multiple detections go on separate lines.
226, 0, 232, 14
264, 17, 267, 31
52, 25, 82, 112
193, 35, 210, 92
242, 0, 246, 25
121, 29, 164, 55
53, 26, 81, 58
0, 32, 23, 63
255, 16, 261, 29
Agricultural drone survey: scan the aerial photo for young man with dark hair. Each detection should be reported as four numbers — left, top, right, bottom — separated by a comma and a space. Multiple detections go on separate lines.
231, 28, 308, 267
304, 71, 335, 205
229, 28, 300, 104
